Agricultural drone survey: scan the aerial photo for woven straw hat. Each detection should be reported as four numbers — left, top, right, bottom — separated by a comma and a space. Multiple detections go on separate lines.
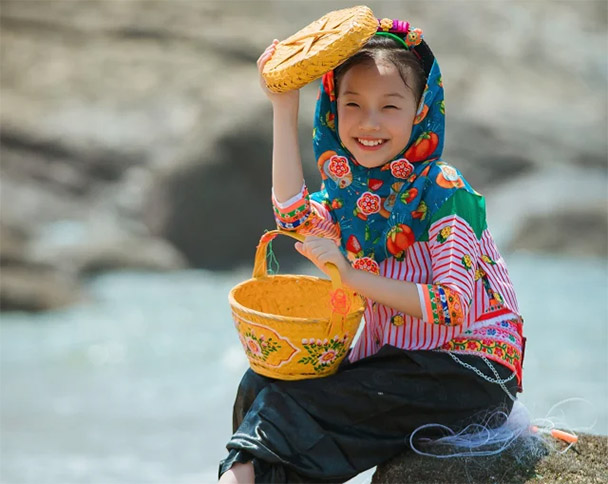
262, 5, 378, 93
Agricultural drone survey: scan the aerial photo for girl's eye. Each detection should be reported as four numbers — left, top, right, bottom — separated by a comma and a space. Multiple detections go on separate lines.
384, 105, 399, 110
345, 102, 359, 107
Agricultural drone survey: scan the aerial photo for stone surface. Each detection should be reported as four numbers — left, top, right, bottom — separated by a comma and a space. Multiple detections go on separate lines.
372, 433, 608, 484
0, 266, 84, 312
508, 206, 608, 257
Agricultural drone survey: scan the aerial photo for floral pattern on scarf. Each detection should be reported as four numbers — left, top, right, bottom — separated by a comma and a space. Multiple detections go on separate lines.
311, 25, 481, 268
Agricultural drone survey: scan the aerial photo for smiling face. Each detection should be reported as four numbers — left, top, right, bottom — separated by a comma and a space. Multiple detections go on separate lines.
336, 59, 418, 168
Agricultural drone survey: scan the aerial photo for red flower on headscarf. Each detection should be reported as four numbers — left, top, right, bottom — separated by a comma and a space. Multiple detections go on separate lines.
328, 155, 350, 178
356, 192, 381, 215
390, 158, 414, 179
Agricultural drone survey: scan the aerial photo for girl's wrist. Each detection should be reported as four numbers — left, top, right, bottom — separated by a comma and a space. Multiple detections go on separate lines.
271, 92, 300, 113
340, 264, 356, 286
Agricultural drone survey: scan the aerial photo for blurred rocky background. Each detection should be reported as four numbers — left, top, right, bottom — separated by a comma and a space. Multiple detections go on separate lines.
2, 3, 607, 483
1, 0, 606, 311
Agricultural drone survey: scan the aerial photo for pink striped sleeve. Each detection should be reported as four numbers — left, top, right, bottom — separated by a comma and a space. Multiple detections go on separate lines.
272, 184, 340, 241
416, 214, 479, 327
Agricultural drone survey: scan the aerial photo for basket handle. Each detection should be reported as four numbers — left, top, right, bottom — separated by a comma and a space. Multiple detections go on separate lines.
252, 229, 342, 291
253, 229, 355, 338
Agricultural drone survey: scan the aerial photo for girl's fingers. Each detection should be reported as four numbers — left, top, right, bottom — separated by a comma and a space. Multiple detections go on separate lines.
261, 43, 277, 57
311, 247, 335, 263
295, 241, 323, 258
257, 39, 280, 65
257, 49, 272, 65
257, 47, 276, 68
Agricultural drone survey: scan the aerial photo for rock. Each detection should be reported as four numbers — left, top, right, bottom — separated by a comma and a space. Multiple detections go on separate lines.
26, 219, 188, 276
0, 266, 84, 312
0, 223, 85, 311
142, 106, 320, 270
0, 219, 184, 312
372, 433, 607, 484
508, 206, 608, 257
443, 118, 536, 191
58, 236, 187, 276
0, 223, 28, 266
0, 0, 606, 280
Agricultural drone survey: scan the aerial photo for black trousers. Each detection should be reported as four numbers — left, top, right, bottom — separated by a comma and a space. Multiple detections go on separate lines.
219, 346, 518, 483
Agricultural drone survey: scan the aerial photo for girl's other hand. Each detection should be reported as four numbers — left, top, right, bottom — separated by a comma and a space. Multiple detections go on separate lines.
294, 236, 353, 280
257, 39, 300, 108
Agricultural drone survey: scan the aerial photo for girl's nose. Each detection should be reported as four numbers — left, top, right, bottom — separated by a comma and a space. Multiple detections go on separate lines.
359, 110, 381, 131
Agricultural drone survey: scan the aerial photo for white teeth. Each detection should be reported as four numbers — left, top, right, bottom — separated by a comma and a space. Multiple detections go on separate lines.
358, 138, 384, 147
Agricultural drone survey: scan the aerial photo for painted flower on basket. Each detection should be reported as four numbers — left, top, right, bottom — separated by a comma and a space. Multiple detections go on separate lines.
390, 158, 414, 179
298, 334, 349, 373
318, 349, 338, 366
242, 330, 281, 361
245, 337, 262, 356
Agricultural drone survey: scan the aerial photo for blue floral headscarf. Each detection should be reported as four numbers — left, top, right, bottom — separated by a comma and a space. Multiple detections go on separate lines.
311, 18, 479, 274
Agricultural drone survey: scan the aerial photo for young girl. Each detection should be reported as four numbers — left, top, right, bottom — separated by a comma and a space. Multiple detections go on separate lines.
219, 17, 525, 484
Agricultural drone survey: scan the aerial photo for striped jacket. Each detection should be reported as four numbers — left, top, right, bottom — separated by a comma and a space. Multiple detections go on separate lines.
273, 184, 526, 391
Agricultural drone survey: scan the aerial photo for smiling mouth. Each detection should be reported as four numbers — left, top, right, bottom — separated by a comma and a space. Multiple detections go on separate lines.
356, 138, 386, 148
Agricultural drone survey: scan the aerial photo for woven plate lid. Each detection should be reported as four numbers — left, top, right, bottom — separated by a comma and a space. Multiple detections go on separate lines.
262, 5, 378, 93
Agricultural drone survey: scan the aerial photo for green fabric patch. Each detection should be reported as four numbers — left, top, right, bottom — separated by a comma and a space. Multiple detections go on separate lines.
419, 189, 487, 241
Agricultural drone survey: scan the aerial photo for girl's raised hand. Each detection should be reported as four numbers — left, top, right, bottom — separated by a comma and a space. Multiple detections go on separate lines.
257, 39, 300, 107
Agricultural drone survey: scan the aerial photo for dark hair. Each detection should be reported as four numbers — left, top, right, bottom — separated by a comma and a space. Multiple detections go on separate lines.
334, 35, 426, 104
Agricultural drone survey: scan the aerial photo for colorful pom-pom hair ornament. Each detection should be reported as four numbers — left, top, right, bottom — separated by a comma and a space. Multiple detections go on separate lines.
377, 17, 409, 33
376, 17, 423, 50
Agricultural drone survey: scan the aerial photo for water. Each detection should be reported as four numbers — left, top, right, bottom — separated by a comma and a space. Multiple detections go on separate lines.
1, 254, 606, 483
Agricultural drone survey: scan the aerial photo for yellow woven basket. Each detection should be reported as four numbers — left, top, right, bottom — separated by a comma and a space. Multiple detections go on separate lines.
229, 230, 366, 380
262, 5, 378, 93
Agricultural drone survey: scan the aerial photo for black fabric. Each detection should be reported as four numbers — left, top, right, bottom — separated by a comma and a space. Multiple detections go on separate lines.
219, 346, 517, 483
